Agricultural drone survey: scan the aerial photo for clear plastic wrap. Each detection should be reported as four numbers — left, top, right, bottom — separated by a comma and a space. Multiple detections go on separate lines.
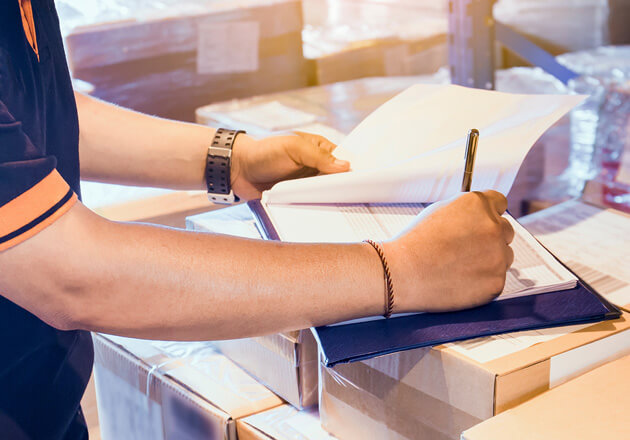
302, 0, 448, 84
93, 334, 282, 440
543, 46, 630, 200
238, 404, 336, 440
494, 0, 611, 55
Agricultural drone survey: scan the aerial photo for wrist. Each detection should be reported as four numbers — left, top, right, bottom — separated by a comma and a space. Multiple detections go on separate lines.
231, 133, 257, 187
382, 239, 419, 314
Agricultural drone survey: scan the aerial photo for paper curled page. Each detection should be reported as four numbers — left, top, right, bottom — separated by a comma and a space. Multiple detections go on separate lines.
264, 84, 584, 205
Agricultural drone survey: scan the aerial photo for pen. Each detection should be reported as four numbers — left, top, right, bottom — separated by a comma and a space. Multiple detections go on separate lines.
461, 128, 479, 192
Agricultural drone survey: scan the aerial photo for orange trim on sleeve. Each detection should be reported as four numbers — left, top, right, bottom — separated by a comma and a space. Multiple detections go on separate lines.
0, 170, 76, 251
19, 0, 39, 58
0, 193, 77, 252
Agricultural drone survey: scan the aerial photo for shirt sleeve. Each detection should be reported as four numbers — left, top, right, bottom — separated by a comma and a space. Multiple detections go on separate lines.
0, 100, 77, 252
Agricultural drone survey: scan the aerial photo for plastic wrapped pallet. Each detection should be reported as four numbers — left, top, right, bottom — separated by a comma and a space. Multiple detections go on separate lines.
60, 0, 308, 122
301, 0, 448, 85
186, 203, 319, 409
319, 312, 630, 440
494, 0, 611, 57
92, 333, 283, 440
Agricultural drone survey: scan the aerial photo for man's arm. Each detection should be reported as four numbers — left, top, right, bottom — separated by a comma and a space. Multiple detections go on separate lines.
0, 191, 513, 341
75, 92, 350, 198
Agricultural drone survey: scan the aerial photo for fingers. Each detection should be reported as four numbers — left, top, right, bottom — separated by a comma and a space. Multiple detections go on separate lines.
499, 217, 515, 244
505, 245, 515, 269
481, 190, 508, 216
291, 135, 350, 174
294, 131, 338, 154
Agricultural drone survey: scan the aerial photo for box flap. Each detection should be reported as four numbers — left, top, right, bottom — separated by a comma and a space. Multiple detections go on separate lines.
166, 354, 283, 420
462, 355, 630, 440
238, 405, 334, 440
483, 312, 630, 375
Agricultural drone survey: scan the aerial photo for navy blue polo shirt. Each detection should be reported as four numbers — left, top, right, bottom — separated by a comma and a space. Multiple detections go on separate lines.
1, 1, 93, 438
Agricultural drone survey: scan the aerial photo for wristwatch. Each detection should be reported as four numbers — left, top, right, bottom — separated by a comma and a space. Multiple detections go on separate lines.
206, 128, 245, 204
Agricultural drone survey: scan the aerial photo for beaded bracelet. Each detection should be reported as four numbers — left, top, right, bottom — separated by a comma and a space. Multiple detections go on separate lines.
363, 239, 395, 318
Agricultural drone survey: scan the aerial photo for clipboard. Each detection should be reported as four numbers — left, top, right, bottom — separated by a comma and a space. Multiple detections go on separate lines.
248, 200, 622, 367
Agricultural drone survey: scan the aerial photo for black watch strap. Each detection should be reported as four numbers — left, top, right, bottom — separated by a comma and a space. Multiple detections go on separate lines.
206, 128, 244, 204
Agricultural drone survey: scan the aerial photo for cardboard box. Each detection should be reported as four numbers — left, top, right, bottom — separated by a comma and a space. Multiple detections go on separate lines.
63, 0, 308, 121
92, 190, 220, 228
186, 204, 319, 409
302, 0, 448, 85
306, 35, 448, 86
494, 0, 610, 60
461, 355, 630, 439
237, 404, 336, 440
319, 312, 630, 440
93, 333, 283, 440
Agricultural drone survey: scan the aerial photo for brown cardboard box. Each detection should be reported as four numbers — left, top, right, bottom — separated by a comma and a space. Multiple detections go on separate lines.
319, 312, 630, 440
93, 333, 283, 440
64, 0, 308, 121
186, 204, 319, 409
461, 355, 630, 439
237, 405, 336, 440
301, 0, 448, 85
307, 35, 448, 86
494, 0, 611, 69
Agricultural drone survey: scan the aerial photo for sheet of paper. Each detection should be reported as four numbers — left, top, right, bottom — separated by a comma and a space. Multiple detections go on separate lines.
263, 84, 584, 204
521, 200, 630, 306
264, 203, 575, 302
502, 216, 576, 299
197, 21, 259, 74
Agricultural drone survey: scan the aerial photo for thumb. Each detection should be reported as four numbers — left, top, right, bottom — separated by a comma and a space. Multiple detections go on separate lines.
294, 139, 350, 174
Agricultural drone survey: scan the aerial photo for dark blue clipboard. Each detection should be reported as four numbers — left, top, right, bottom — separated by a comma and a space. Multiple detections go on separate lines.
248, 200, 622, 367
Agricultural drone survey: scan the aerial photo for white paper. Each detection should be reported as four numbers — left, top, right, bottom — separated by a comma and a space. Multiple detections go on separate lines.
263, 84, 584, 204
501, 216, 576, 299
197, 21, 259, 74
293, 123, 347, 146
521, 200, 630, 306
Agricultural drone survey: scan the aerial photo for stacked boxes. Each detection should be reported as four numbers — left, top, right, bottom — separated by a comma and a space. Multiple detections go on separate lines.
93, 334, 283, 440
63, 0, 308, 121
494, 0, 612, 66
302, 0, 448, 85
319, 313, 630, 440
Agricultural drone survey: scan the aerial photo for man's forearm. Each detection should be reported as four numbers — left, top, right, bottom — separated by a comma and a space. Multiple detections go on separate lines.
0, 203, 384, 340
76, 92, 236, 190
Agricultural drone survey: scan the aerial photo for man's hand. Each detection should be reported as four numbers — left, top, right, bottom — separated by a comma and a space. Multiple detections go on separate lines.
384, 190, 515, 313
231, 132, 350, 200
